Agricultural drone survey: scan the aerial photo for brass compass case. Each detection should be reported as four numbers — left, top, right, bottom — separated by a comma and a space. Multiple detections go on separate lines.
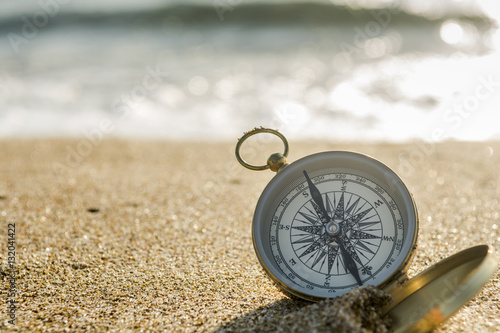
251, 151, 419, 301
236, 128, 497, 331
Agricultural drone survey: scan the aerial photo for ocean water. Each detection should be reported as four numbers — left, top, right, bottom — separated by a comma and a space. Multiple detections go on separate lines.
1, 0, 499, 142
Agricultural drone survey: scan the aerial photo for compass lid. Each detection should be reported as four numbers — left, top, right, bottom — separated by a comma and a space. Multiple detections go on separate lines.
382, 245, 498, 333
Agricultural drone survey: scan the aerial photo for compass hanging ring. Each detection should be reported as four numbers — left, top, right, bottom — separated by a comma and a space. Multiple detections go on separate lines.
235, 127, 289, 172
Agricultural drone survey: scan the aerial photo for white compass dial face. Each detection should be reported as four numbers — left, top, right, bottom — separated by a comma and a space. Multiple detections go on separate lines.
253, 152, 417, 300
271, 173, 403, 293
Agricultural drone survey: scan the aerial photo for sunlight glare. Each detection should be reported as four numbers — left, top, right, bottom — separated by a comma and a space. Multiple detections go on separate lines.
440, 20, 464, 45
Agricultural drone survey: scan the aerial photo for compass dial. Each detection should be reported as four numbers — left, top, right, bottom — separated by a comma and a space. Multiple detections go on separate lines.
252, 152, 418, 300
290, 189, 382, 276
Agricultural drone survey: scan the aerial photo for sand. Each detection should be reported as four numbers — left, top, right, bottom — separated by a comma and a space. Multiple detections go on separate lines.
0, 139, 499, 332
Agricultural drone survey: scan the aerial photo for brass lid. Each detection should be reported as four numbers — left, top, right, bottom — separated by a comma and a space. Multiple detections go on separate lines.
383, 245, 498, 333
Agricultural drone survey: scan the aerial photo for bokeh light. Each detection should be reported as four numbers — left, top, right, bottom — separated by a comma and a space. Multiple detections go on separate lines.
440, 20, 465, 45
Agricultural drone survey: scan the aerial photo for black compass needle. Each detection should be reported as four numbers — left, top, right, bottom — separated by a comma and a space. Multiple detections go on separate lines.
303, 170, 363, 286
337, 237, 363, 286
303, 170, 329, 221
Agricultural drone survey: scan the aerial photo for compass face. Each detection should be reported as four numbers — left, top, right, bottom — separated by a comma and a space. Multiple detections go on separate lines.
252, 151, 418, 300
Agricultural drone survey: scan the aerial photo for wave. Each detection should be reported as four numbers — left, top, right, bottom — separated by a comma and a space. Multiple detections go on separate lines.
0, 2, 494, 32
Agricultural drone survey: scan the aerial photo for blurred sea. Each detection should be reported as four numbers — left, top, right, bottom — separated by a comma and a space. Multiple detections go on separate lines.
1, 0, 499, 142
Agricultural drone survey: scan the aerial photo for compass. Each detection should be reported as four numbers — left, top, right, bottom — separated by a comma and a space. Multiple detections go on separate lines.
235, 127, 497, 332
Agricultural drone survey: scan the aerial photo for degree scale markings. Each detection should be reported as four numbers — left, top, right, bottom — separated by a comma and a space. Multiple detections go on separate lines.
271, 172, 405, 294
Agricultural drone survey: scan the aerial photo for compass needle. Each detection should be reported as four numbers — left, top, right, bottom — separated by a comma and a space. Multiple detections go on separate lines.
303, 170, 364, 286
338, 240, 363, 286
303, 170, 330, 222
325, 193, 333, 214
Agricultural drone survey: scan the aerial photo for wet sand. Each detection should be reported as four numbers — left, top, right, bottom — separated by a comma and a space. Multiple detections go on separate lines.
0, 139, 498, 332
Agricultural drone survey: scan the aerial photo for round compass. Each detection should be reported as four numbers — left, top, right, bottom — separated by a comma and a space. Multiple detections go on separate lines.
235, 127, 498, 331
236, 128, 418, 301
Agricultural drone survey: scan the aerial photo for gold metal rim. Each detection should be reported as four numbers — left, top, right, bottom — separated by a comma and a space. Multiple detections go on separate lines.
235, 127, 289, 171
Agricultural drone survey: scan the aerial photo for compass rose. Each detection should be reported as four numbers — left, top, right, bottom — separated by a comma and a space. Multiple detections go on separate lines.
291, 173, 383, 281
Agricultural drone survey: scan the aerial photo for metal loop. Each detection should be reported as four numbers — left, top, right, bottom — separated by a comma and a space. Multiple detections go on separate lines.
235, 127, 289, 171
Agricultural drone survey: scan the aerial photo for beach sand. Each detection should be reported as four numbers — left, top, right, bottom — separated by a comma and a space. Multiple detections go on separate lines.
0, 139, 499, 332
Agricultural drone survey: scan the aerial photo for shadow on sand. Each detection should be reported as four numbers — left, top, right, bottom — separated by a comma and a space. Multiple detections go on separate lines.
214, 297, 309, 333
214, 286, 392, 333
